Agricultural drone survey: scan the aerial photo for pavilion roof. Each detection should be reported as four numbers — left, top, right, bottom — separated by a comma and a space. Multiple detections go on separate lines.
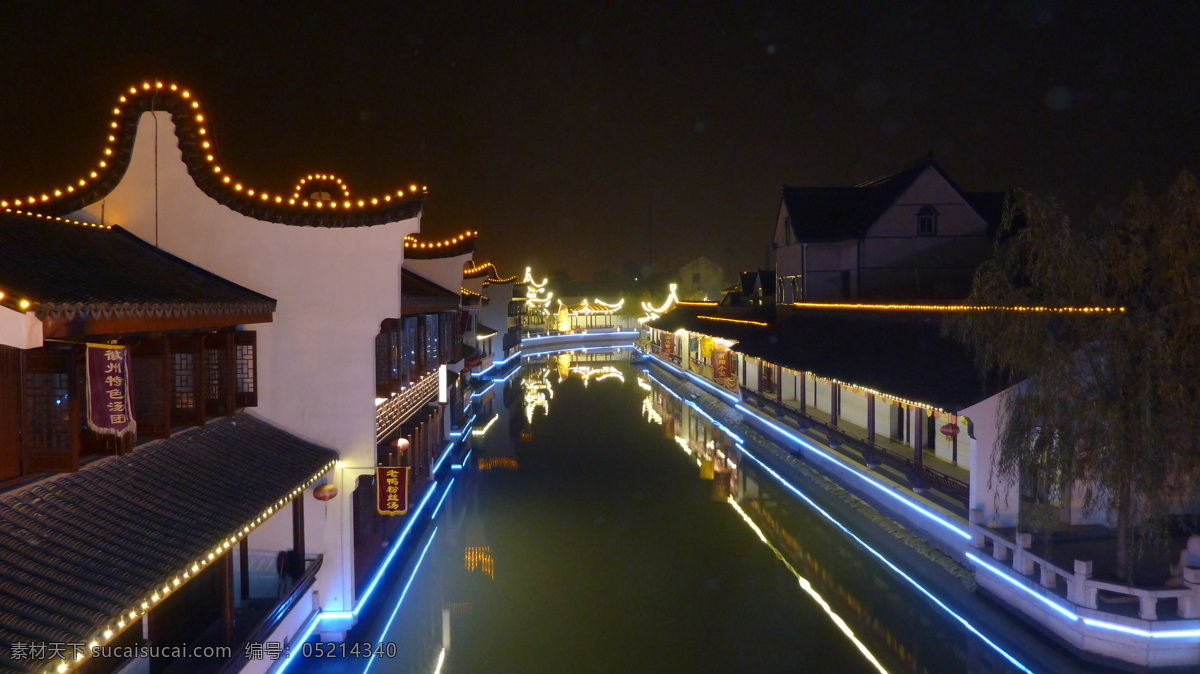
0, 413, 336, 673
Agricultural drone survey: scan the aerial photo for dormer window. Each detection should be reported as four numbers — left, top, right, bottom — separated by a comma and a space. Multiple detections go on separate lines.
916, 205, 939, 236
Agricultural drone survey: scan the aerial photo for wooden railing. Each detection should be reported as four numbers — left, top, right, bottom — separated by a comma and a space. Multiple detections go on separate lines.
376, 370, 440, 442
215, 555, 323, 674
972, 521, 1199, 621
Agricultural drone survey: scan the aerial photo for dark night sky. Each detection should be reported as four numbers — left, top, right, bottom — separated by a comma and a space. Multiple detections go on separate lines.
0, 1, 1196, 280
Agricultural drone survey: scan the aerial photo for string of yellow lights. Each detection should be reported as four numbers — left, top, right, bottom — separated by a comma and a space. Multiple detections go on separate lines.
3, 208, 111, 229
403, 230, 479, 250
291, 173, 349, 200
697, 315, 768, 326
0, 81, 427, 215
789, 301, 1125, 313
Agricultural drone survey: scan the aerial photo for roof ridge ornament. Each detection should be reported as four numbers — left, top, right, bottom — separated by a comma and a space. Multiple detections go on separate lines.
0, 81, 427, 227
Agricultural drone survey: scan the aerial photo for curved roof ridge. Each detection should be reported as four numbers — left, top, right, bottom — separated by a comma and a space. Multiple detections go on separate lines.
0, 80, 425, 228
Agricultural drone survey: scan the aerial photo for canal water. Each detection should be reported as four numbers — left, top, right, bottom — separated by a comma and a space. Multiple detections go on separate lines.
297, 347, 1112, 674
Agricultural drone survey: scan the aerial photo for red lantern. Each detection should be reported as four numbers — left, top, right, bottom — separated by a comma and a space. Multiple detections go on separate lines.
313, 484, 338, 501
394, 437, 411, 453
940, 423, 960, 438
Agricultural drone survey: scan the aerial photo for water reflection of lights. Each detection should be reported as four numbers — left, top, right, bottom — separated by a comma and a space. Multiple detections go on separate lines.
728, 498, 888, 674
478, 457, 519, 471
472, 413, 500, 437
643, 372, 1034, 673
642, 397, 662, 425
570, 365, 625, 386
736, 443, 1034, 674
465, 546, 495, 579
360, 527, 440, 674
523, 367, 554, 422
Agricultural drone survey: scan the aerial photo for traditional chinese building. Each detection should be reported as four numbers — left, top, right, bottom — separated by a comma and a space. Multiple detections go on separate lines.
0, 81, 470, 673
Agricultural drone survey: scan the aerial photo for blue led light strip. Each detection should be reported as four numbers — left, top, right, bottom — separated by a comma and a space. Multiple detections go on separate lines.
352, 482, 439, 613
648, 362, 969, 540
649, 342, 1200, 646
735, 403, 971, 540
430, 478, 456, 520
522, 331, 640, 343
471, 382, 495, 398
685, 400, 745, 444
685, 371, 740, 403
491, 364, 524, 384
736, 444, 1035, 674
273, 609, 323, 672
362, 527, 440, 674
967, 552, 1200, 639
452, 448, 474, 471
449, 414, 478, 437
966, 552, 1078, 620
432, 442, 456, 474
519, 344, 635, 359
474, 350, 523, 377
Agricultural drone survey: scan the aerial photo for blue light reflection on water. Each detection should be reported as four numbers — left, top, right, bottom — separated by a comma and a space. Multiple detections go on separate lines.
297, 352, 1095, 673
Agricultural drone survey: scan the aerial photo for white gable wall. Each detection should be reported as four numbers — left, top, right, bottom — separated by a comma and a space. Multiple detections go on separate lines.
74, 111, 420, 615
860, 167, 992, 273
0, 306, 43, 349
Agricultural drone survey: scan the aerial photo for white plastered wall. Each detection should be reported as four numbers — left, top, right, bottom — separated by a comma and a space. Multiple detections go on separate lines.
963, 388, 1018, 527
73, 111, 420, 617
0, 306, 43, 349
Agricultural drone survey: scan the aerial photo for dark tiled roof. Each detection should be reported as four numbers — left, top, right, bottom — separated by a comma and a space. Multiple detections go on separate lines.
650, 305, 1008, 411
475, 323, 499, 339
646, 306, 776, 348
0, 413, 337, 672
0, 211, 275, 322
401, 269, 460, 314
4, 84, 424, 228
781, 155, 1005, 241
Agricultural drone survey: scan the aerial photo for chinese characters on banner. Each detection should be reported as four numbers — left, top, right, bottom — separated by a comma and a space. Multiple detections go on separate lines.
659, 334, 674, 356
714, 350, 738, 392
713, 350, 733, 379
86, 344, 136, 437
376, 466, 409, 515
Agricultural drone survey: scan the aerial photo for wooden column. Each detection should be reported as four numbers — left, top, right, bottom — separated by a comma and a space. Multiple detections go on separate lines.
775, 364, 783, 402
866, 393, 875, 443
219, 548, 235, 646
913, 407, 923, 466
952, 421, 959, 465
830, 382, 839, 427
239, 537, 250, 601
292, 496, 305, 571
799, 372, 806, 413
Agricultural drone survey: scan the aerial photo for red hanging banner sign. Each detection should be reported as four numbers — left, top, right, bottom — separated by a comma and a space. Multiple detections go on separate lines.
659, 334, 674, 356
376, 466, 409, 515
86, 344, 136, 437
713, 350, 733, 379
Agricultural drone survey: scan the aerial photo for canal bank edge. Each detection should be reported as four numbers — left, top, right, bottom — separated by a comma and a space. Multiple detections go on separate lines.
642, 352, 1200, 672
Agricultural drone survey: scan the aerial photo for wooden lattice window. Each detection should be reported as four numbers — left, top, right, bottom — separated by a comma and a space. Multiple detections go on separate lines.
234, 331, 258, 408
25, 371, 71, 453
204, 332, 232, 417
172, 352, 196, 410
205, 346, 225, 401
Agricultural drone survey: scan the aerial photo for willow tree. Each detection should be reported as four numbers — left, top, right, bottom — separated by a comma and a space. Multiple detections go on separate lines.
946, 172, 1200, 580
